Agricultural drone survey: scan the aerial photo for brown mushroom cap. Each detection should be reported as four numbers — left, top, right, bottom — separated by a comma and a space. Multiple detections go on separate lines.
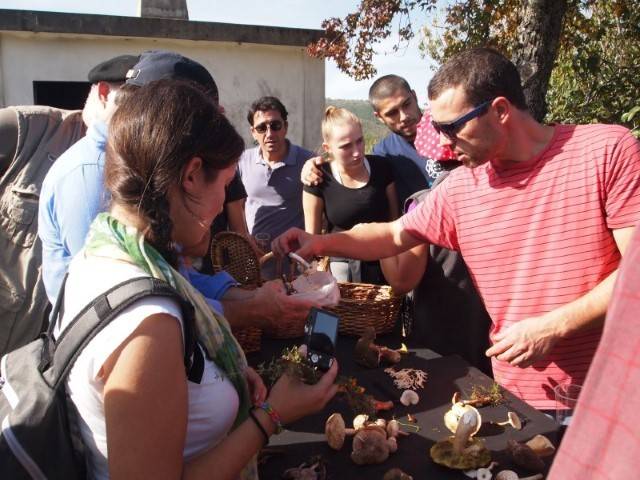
325, 413, 346, 450
351, 427, 390, 465
383, 468, 413, 480
525, 434, 556, 457
507, 439, 545, 472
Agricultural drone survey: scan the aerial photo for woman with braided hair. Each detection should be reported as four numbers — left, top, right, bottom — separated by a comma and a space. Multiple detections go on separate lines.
56, 79, 338, 479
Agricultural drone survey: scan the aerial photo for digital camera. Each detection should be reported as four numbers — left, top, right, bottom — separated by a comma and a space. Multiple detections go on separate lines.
304, 307, 339, 371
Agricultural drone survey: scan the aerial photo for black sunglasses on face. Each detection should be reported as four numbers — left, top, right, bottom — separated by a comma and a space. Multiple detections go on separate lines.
431, 99, 493, 139
253, 120, 284, 134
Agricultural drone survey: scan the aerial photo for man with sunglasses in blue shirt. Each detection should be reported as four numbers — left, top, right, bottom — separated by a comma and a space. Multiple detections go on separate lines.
238, 96, 314, 278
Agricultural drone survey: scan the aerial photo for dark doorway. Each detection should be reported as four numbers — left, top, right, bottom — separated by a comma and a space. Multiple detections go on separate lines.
33, 81, 91, 110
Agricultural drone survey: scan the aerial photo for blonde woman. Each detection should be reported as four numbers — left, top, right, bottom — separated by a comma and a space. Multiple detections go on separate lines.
303, 106, 400, 284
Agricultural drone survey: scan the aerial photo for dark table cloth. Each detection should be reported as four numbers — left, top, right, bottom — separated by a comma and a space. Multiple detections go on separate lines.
248, 333, 560, 479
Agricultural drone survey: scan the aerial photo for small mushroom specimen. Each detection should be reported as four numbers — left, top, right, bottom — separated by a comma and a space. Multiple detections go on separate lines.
386, 419, 409, 438
400, 390, 420, 406
507, 439, 545, 473
495, 411, 523, 430
354, 327, 403, 368
525, 434, 555, 457
383, 468, 413, 480
495, 470, 543, 480
464, 461, 497, 479
282, 456, 327, 480
430, 410, 491, 470
325, 413, 347, 450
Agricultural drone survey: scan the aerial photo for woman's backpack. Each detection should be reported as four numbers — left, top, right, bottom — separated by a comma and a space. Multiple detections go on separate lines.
0, 276, 198, 479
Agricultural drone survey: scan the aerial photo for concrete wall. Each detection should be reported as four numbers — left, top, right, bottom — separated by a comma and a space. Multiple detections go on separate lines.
0, 31, 324, 151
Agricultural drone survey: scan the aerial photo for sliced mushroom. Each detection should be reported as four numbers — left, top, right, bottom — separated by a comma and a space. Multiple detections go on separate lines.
325, 413, 346, 450
525, 434, 556, 457
496, 411, 522, 430
400, 390, 420, 406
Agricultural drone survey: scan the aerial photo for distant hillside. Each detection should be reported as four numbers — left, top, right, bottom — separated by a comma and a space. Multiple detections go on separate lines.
325, 98, 388, 153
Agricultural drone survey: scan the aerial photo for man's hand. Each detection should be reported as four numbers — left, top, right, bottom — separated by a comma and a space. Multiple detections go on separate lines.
272, 227, 318, 260
485, 313, 564, 368
300, 155, 329, 186
254, 279, 317, 331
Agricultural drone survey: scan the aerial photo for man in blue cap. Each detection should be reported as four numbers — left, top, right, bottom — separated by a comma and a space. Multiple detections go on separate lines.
0, 54, 138, 356
38, 50, 314, 336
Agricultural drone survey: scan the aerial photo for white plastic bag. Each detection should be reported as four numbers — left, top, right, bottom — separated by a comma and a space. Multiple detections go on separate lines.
290, 270, 341, 307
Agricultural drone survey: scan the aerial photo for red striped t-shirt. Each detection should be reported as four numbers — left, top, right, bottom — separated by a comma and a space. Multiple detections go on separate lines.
401, 124, 640, 409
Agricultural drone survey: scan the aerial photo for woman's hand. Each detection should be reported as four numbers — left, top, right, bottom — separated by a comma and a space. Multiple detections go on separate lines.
266, 359, 339, 425
245, 367, 267, 405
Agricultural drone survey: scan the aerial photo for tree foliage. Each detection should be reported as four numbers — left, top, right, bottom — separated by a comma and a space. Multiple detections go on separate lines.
309, 0, 640, 132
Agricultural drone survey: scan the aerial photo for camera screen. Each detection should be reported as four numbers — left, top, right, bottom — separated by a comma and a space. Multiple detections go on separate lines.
313, 311, 338, 344
308, 310, 338, 355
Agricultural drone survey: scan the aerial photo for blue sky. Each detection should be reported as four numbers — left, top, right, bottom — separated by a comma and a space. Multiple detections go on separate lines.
1, 0, 436, 104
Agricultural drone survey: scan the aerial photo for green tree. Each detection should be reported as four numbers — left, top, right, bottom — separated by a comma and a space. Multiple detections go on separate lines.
309, 0, 640, 130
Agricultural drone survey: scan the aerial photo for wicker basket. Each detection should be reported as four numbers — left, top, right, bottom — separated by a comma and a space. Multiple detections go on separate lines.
326, 282, 402, 337
210, 232, 263, 353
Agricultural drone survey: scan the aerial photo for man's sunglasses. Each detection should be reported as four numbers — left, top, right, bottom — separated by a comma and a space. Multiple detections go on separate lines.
431, 99, 493, 139
253, 120, 284, 134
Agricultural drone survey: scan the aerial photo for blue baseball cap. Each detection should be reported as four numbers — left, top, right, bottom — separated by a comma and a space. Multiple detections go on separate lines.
125, 50, 219, 101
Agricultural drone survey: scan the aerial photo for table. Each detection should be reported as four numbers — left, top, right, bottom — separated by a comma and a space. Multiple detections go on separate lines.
248, 333, 560, 479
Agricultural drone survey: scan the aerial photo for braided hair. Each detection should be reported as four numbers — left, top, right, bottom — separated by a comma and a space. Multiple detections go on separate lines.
104, 79, 244, 266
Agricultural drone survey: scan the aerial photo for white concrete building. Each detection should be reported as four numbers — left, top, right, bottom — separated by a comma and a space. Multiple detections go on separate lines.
0, 9, 325, 150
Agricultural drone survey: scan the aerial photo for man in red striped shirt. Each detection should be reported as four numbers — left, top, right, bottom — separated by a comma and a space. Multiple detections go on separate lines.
273, 47, 640, 409
548, 225, 640, 478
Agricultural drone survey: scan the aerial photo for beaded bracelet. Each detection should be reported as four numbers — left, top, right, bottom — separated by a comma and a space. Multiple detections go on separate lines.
248, 409, 269, 445
257, 401, 283, 434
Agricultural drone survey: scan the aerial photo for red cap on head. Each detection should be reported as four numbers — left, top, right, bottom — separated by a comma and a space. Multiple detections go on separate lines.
414, 109, 457, 161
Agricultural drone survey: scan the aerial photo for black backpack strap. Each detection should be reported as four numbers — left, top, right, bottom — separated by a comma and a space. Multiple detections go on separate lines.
42, 276, 198, 387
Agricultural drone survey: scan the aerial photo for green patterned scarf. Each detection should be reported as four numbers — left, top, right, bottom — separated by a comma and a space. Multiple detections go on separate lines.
85, 212, 257, 479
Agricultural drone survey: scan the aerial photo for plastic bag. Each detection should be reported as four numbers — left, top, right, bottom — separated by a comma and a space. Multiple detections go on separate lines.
290, 270, 341, 307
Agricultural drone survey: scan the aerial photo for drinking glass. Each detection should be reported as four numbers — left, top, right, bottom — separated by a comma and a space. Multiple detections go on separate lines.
554, 383, 582, 426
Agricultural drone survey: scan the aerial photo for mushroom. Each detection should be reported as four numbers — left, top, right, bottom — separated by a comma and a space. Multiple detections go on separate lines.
525, 434, 556, 457
400, 390, 420, 406
325, 413, 347, 450
444, 402, 482, 435
354, 327, 404, 368
495, 411, 522, 430
383, 468, 413, 480
453, 410, 480, 453
464, 462, 497, 480
282, 457, 327, 480
373, 399, 394, 412
507, 439, 545, 473
351, 425, 392, 465
386, 419, 409, 438
495, 471, 543, 480
353, 414, 369, 431
430, 410, 491, 470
